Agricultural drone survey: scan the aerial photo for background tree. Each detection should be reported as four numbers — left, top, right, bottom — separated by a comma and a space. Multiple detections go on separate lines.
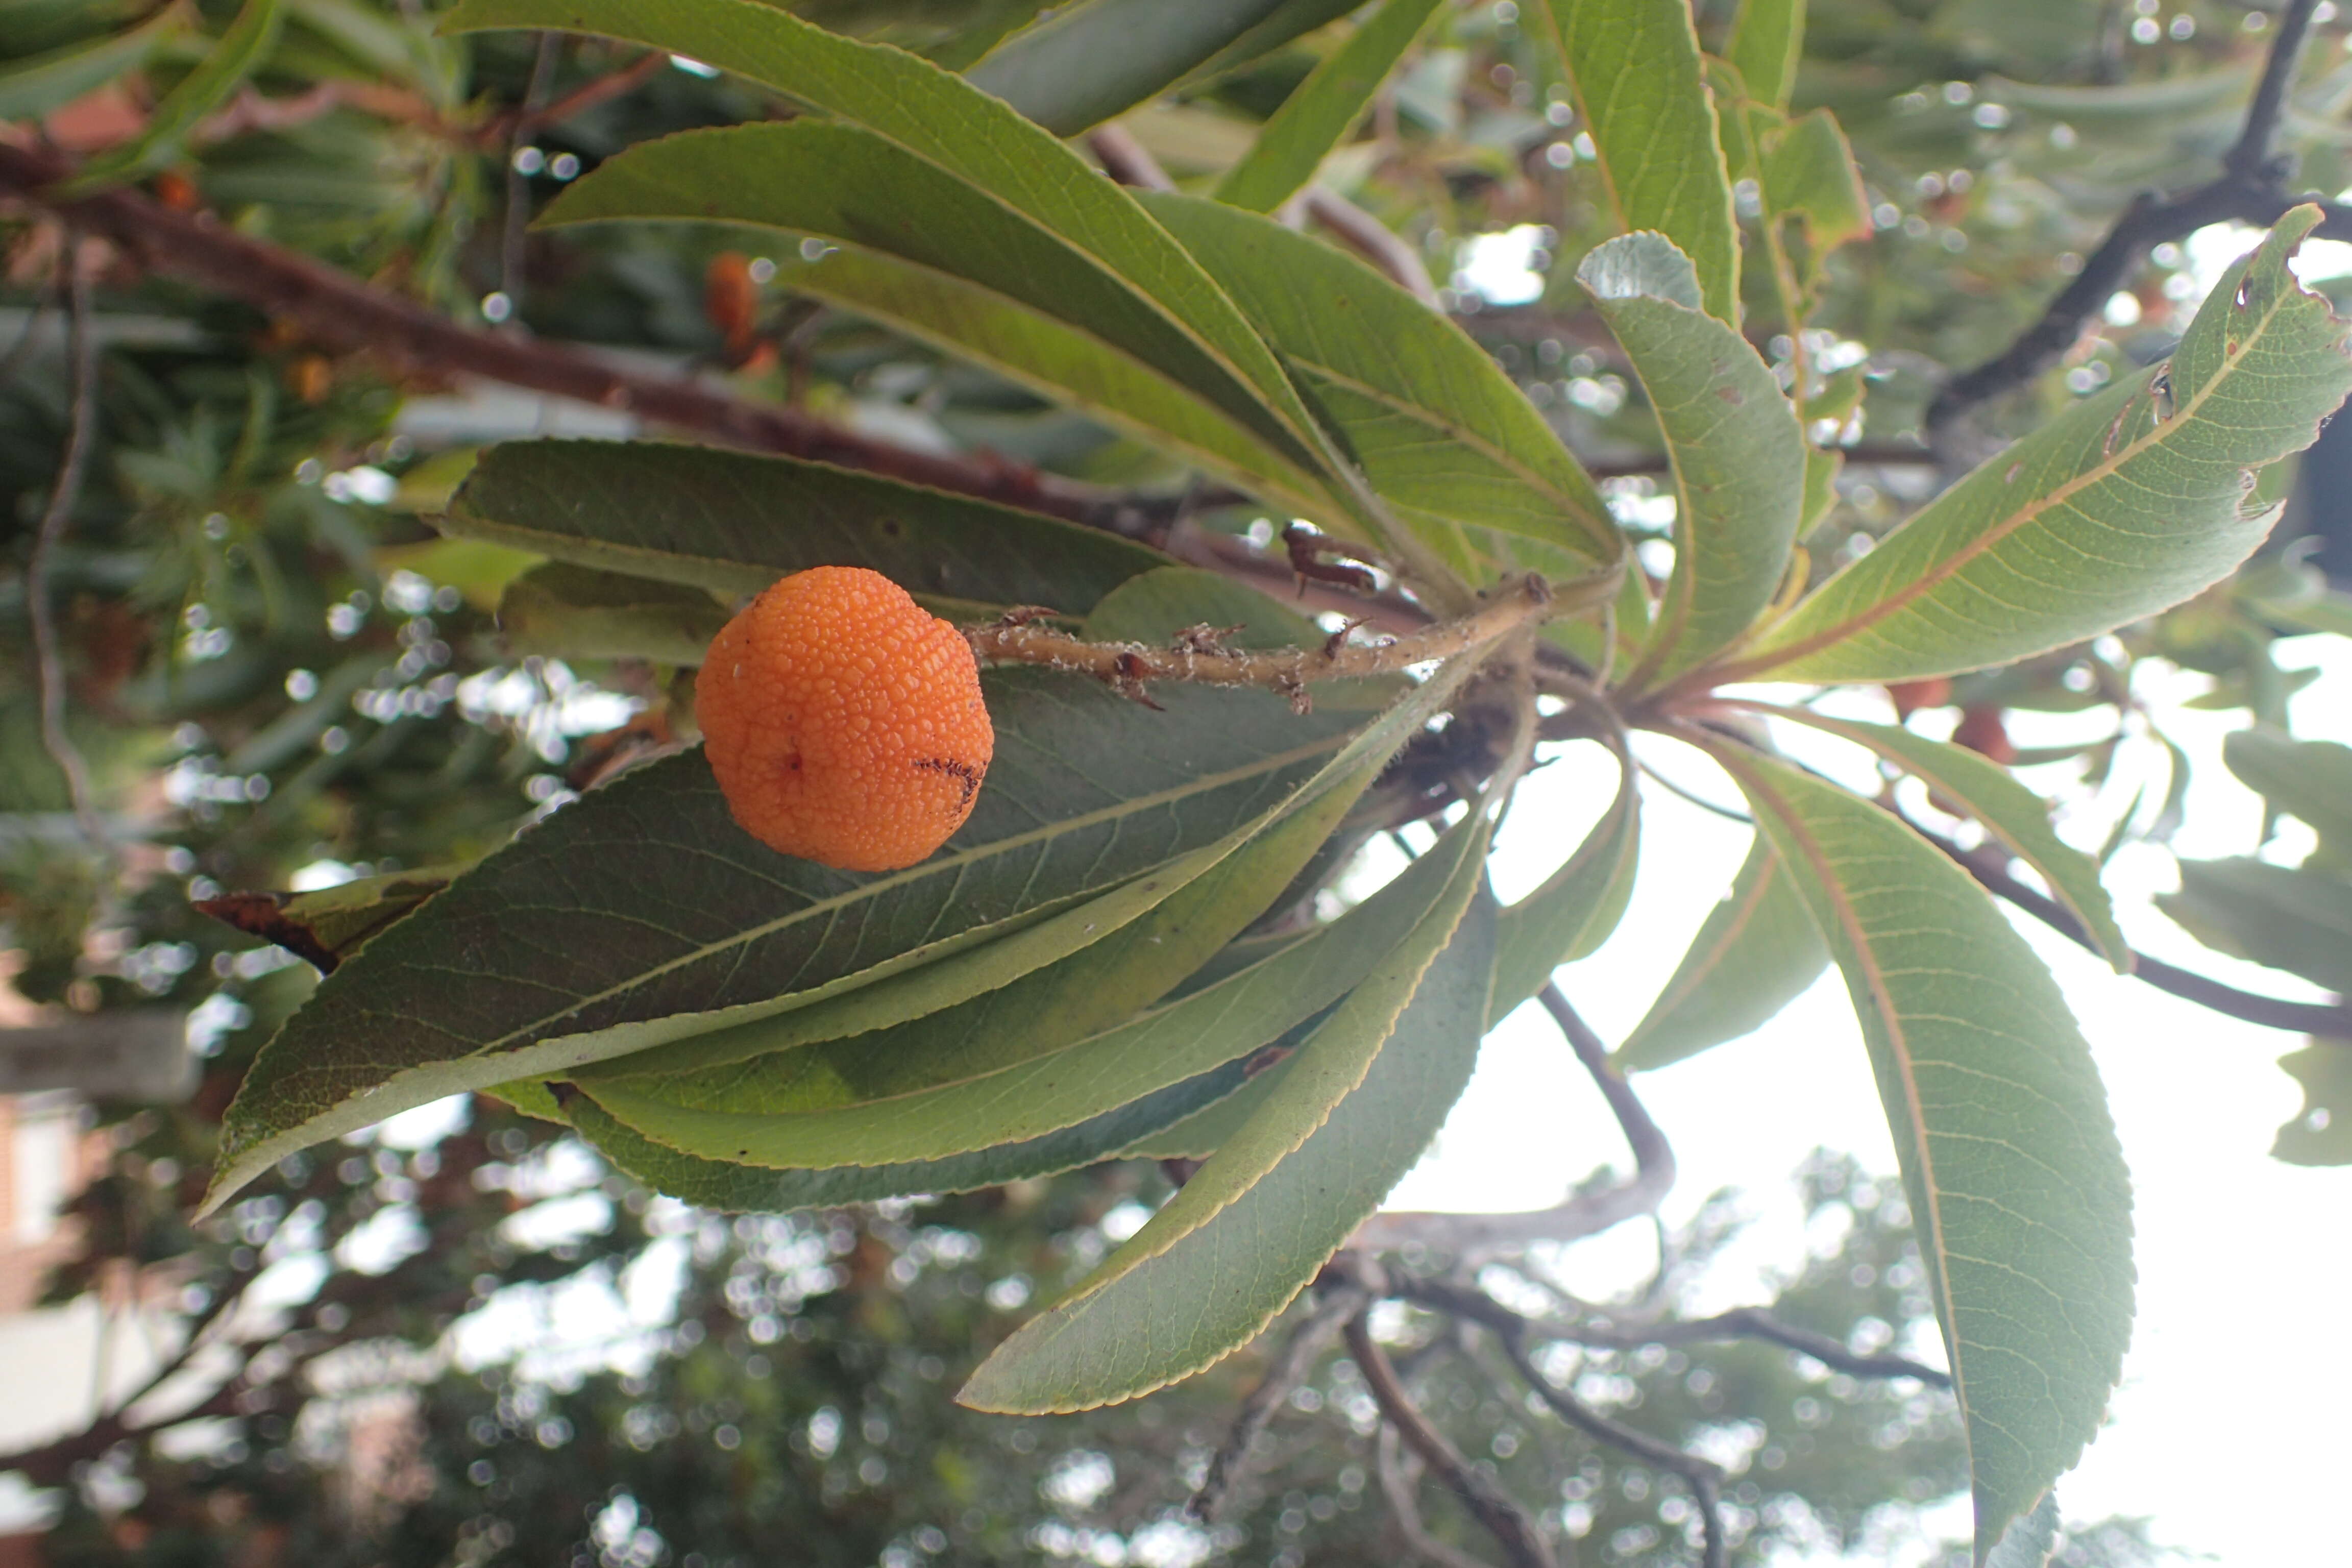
3, 2, 2346, 1566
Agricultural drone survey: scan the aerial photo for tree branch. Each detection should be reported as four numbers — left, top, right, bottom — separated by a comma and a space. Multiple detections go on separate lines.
1398, 1277, 1950, 1389
0, 142, 1155, 537
1191, 1281, 1369, 1522
26, 237, 104, 847
1301, 187, 1440, 306
1376, 1425, 1500, 1568
1358, 984, 1675, 1255
1918, 823, 2352, 1041
2225, 0, 2323, 182
1928, 0, 2346, 434
1345, 1311, 1558, 1568
1486, 1329, 1727, 1568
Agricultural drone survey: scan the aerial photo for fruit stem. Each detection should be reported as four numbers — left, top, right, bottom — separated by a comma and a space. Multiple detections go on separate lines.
965, 574, 1561, 707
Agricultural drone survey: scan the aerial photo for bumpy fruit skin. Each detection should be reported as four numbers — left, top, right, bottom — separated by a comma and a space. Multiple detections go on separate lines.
697, 566, 993, 872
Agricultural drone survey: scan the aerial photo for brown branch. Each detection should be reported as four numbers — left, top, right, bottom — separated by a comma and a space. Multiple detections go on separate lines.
1928, 0, 2346, 433
1918, 823, 2352, 1041
965, 572, 1558, 703
0, 142, 1155, 536
2225, 0, 2323, 182
488, 49, 670, 145
1190, 1281, 1369, 1522
1086, 123, 1177, 192
1486, 1330, 1726, 1568
1358, 984, 1675, 1256
1345, 1311, 1558, 1568
26, 238, 104, 846
1403, 1277, 1951, 1390
1376, 1425, 1500, 1568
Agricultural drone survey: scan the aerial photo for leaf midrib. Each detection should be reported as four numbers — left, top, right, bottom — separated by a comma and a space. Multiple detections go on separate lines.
1716, 275, 2301, 682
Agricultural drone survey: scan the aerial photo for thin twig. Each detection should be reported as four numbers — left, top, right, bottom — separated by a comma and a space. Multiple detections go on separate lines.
1086, 123, 1176, 192
1191, 1282, 1369, 1521
1345, 1313, 1558, 1568
500, 34, 564, 314
1377, 1425, 1498, 1568
489, 48, 669, 144
0, 142, 1159, 535
1488, 1331, 1727, 1568
1403, 1278, 1951, 1389
2225, 0, 2322, 181
27, 240, 105, 846
1360, 984, 1675, 1255
1915, 822, 2352, 1041
1928, 0, 2345, 433
1303, 187, 1440, 305
965, 573, 1559, 704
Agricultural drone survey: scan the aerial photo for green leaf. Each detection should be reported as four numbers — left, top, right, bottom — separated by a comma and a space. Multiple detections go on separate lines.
1140, 191, 1621, 561
0, 1, 186, 119
2271, 1043, 2352, 1166
1713, 746, 2133, 1560
1983, 1493, 2063, 1568
1578, 233, 1804, 685
1726, 0, 1803, 111
496, 562, 729, 668
2222, 728, 2352, 870
2161, 857, 2352, 993
769, 247, 1330, 519
565, 1052, 1269, 1211
66, 0, 282, 189
964, 0, 1295, 136
1212, 0, 1443, 213
1113, 1046, 1298, 1159
1525, 0, 1739, 323
959, 859, 1496, 1413
582, 754, 1364, 1144
1742, 208, 2352, 684
442, 439, 1171, 621
446, 0, 1339, 491
1178, 0, 1364, 87
204, 670, 1368, 1213
537, 129, 1332, 520
1489, 751, 1639, 1022
1615, 836, 1827, 1072
1762, 709, 2131, 971
1760, 109, 1870, 255
193, 864, 465, 974
584, 785, 1486, 1171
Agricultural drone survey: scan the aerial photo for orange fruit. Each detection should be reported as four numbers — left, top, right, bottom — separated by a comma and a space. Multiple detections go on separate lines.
697, 566, 992, 872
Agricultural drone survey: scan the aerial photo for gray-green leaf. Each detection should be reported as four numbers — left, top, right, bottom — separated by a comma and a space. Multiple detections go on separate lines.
959, 869, 1495, 1412
1615, 835, 1827, 1072
1525, 0, 1741, 323
1717, 746, 2133, 1560
1742, 208, 2352, 684
1578, 233, 1804, 687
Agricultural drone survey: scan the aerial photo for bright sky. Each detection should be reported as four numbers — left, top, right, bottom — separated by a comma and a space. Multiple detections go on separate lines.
1400, 223, 2352, 1565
